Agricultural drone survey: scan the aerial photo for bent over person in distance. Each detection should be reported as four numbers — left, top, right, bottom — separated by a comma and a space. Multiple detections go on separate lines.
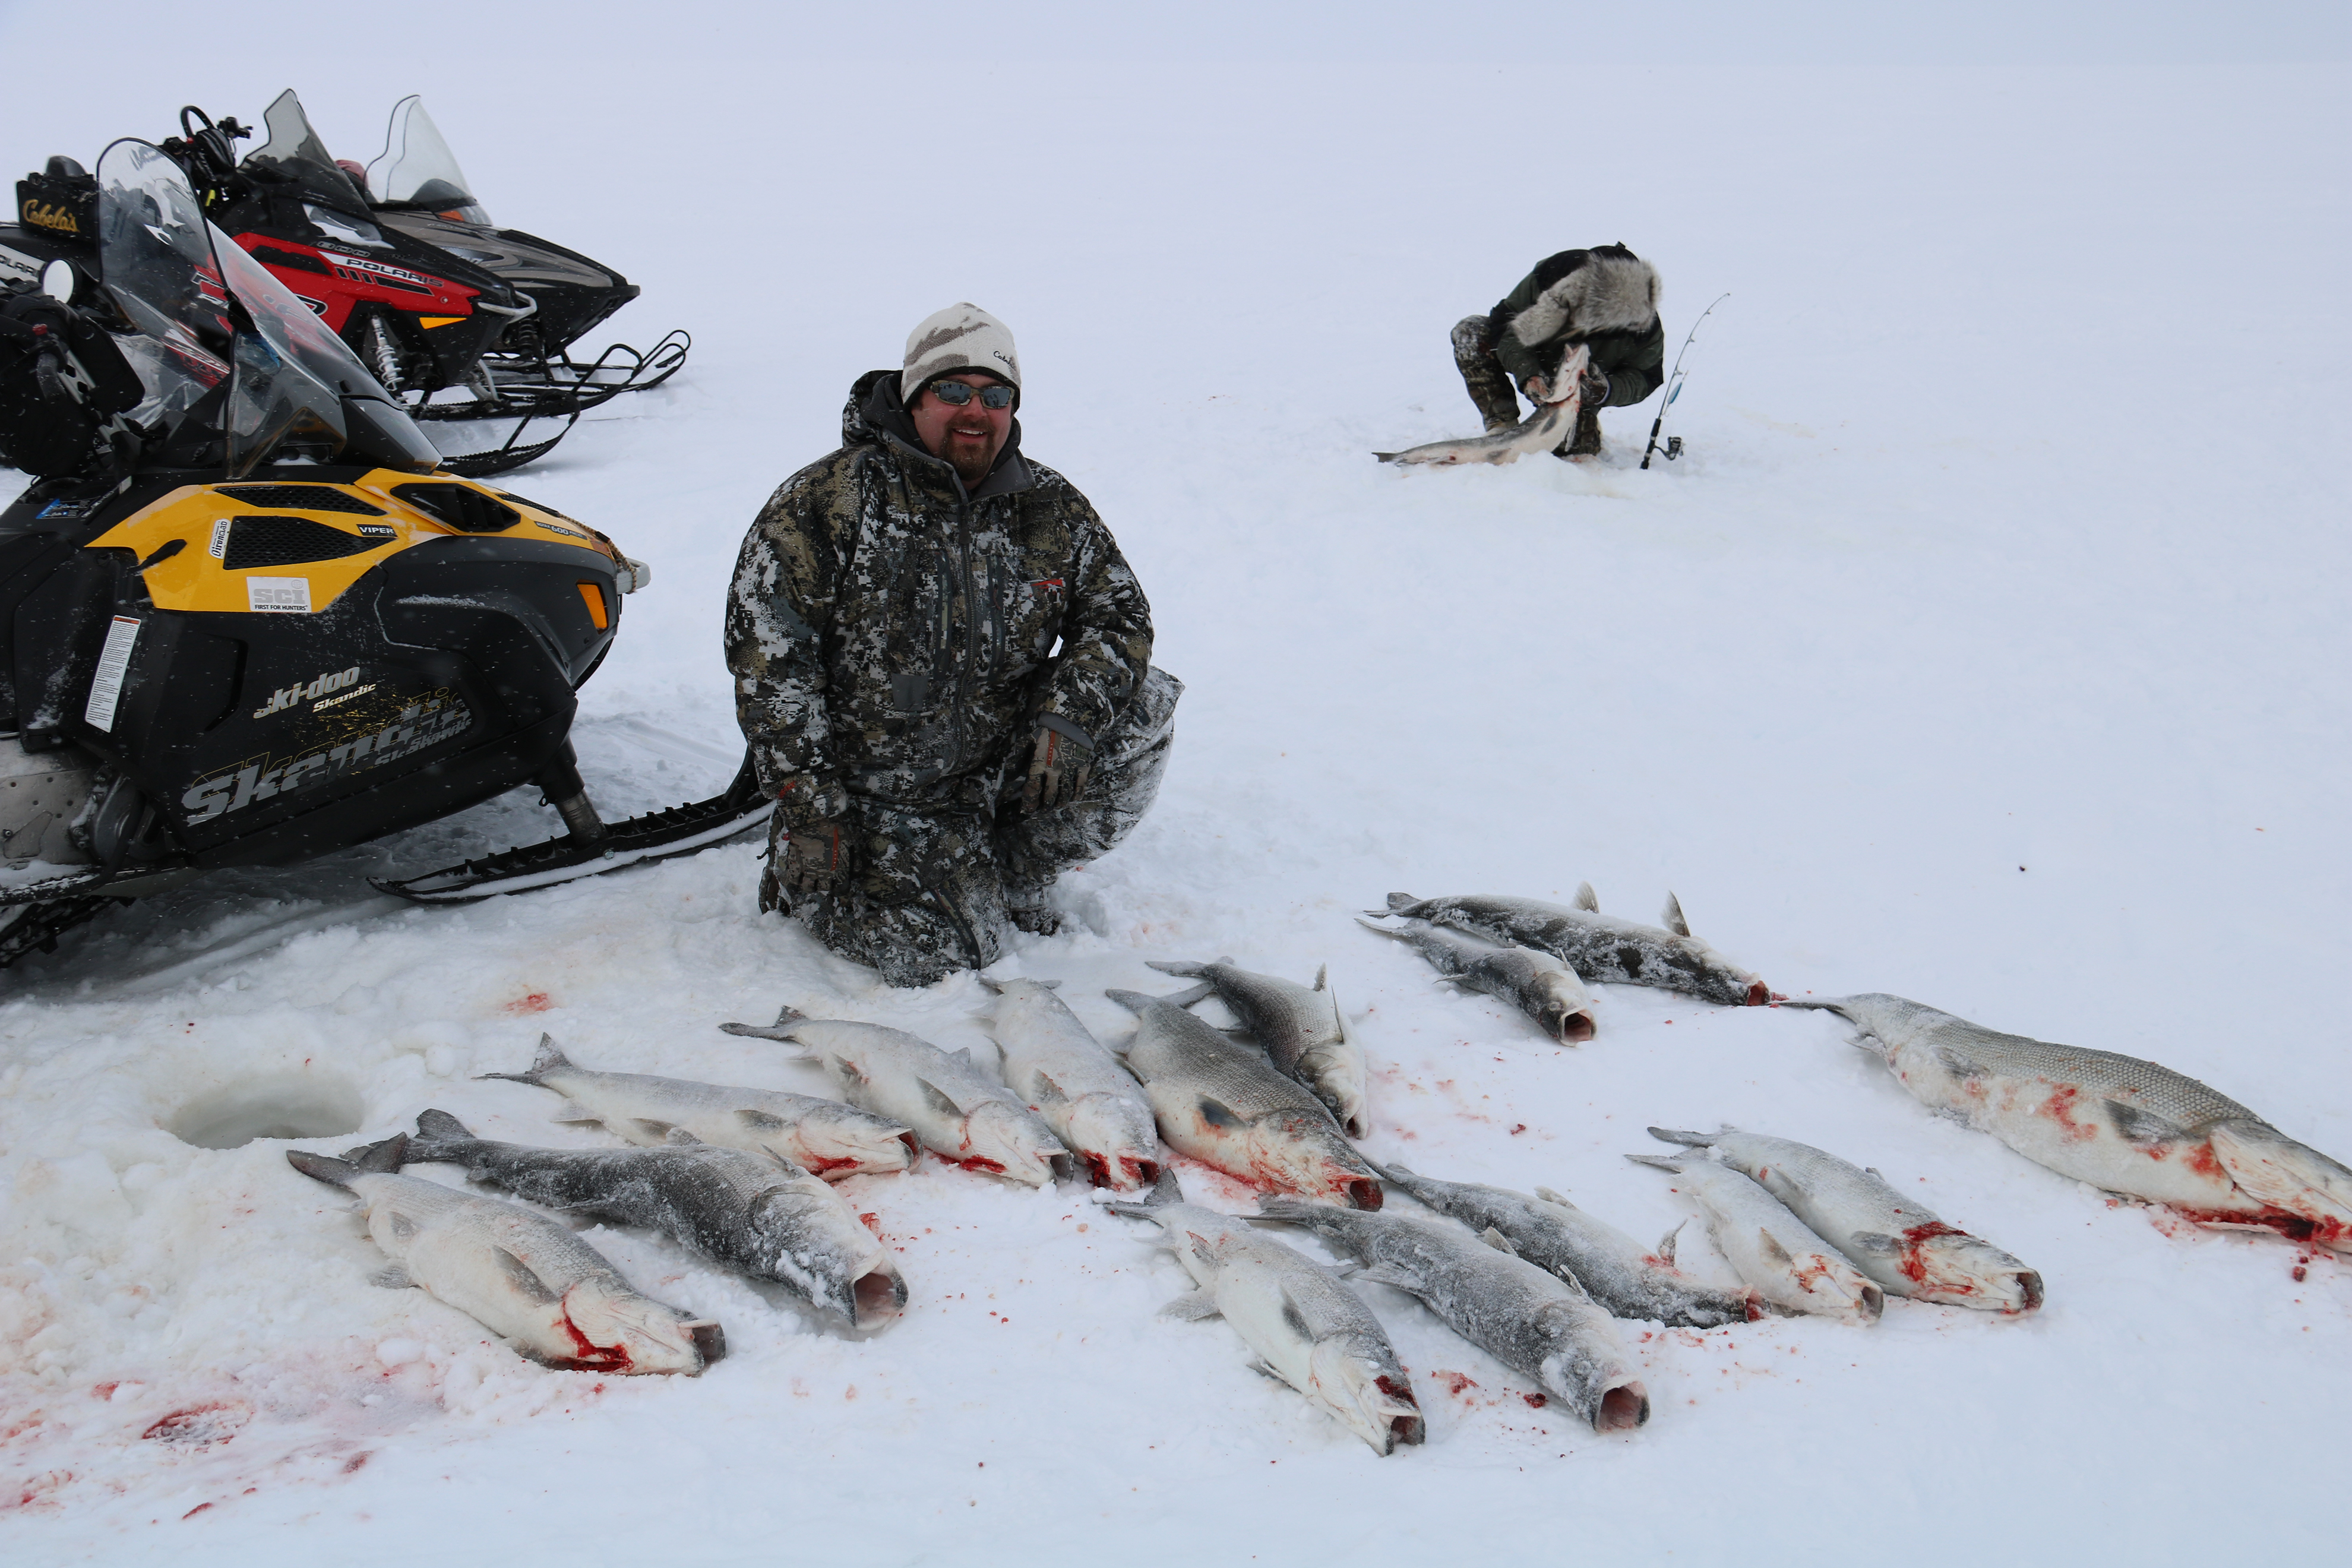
1451, 244, 1664, 459
725, 304, 1180, 987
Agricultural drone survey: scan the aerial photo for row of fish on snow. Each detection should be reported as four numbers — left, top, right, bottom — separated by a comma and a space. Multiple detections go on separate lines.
283, 883, 2352, 1456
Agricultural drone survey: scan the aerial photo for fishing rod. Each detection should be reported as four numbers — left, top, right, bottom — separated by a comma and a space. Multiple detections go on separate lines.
1639, 291, 1728, 471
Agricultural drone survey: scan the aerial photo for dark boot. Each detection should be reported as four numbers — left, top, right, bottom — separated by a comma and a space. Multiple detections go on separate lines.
1557, 403, 1604, 460
1452, 315, 1520, 433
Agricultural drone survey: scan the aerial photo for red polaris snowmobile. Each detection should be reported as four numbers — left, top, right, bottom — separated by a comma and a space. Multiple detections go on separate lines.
0, 138, 764, 969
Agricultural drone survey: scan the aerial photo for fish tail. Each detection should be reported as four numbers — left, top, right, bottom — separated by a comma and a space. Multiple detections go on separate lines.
1354, 918, 1410, 943
718, 1004, 810, 1042
1103, 1166, 1188, 1217
1103, 988, 1156, 1015
1646, 1127, 1718, 1149
1145, 959, 1209, 978
415, 1108, 472, 1142
1382, 892, 1420, 915
1626, 1153, 1686, 1172
476, 1032, 574, 1086
285, 1149, 359, 1187
1252, 1195, 1328, 1226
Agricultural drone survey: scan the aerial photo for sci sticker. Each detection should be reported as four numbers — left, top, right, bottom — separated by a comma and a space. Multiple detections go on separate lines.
82, 615, 141, 732
246, 576, 311, 614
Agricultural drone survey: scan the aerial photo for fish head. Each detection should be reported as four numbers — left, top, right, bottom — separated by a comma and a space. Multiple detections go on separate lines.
1910, 1230, 2045, 1314
849, 1260, 910, 1329
1531, 978, 1598, 1044
1308, 1336, 1425, 1455
1061, 1093, 1164, 1190
1533, 1324, 1649, 1431
794, 1103, 919, 1177
959, 1101, 1066, 1186
555, 1279, 716, 1376
1253, 1114, 1383, 1210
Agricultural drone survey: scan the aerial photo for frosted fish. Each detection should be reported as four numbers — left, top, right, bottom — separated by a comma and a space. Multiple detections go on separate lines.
1256, 1197, 1649, 1432
1107, 985, 1384, 1209
1107, 1172, 1424, 1455
976, 977, 1162, 1190
1785, 994, 2352, 1253
1368, 1159, 1758, 1327
1376, 342, 1592, 466
1354, 918, 1597, 1044
724, 1007, 1066, 1186
1629, 1152, 1883, 1323
1146, 957, 1370, 1137
478, 1035, 915, 1179
400, 1109, 907, 1329
287, 1136, 722, 1374
1370, 884, 1771, 1008
1648, 1127, 2042, 1314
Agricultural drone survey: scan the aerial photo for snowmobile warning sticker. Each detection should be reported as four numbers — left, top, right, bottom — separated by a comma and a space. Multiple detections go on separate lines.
246, 576, 312, 614
82, 616, 141, 732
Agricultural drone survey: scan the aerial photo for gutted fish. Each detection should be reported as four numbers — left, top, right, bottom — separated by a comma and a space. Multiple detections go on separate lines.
1107, 985, 1383, 1208
1370, 886, 1771, 1008
1355, 918, 1597, 1044
1146, 957, 1370, 1137
400, 1109, 906, 1329
1648, 1127, 2040, 1314
1107, 1172, 1424, 1453
725, 1007, 1066, 1186
1368, 1160, 1757, 1327
287, 1136, 722, 1374
1629, 1153, 1883, 1323
979, 977, 1161, 1190
479, 1035, 915, 1179
1256, 1197, 1648, 1431
1786, 994, 2352, 1253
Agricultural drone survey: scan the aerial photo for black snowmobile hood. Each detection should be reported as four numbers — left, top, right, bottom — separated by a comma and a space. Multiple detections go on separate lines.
846, 368, 1032, 500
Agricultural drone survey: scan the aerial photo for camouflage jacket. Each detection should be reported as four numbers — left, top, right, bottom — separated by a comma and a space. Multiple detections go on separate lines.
726, 370, 1155, 831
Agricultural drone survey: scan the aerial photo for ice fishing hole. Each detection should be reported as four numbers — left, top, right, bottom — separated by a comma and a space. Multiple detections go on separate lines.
166, 1071, 365, 1149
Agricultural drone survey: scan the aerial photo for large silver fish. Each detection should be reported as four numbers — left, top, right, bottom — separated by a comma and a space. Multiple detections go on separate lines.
1354, 918, 1597, 1044
1629, 1153, 1884, 1323
724, 1008, 1067, 1186
1648, 1127, 2041, 1314
1146, 957, 1370, 1137
1375, 343, 1592, 466
479, 1035, 916, 1179
978, 977, 1162, 1190
1255, 1197, 1649, 1432
1368, 1159, 1757, 1328
1107, 987, 1384, 1209
287, 1136, 722, 1374
1107, 1172, 1424, 1455
399, 1109, 908, 1329
1785, 994, 2352, 1252
1370, 884, 1772, 1008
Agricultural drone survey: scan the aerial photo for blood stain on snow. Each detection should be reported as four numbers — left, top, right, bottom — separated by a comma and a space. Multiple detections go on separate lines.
503, 992, 554, 1014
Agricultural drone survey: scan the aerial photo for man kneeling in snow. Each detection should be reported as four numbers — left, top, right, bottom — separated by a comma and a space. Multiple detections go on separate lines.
725, 304, 1179, 987
1450, 244, 1665, 459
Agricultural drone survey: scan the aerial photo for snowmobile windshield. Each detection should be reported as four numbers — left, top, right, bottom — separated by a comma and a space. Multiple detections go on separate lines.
367, 97, 489, 225
242, 90, 373, 220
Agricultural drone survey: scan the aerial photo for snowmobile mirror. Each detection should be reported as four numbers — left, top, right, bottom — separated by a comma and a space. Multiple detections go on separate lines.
37, 260, 72, 304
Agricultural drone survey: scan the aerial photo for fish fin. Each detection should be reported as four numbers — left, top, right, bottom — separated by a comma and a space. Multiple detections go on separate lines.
663, 1127, 704, 1146
1163, 981, 1219, 1010
1865, 1166, 1884, 1180
948, 1047, 975, 1068
1660, 892, 1690, 938
1244, 1359, 1289, 1384
1252, 1196, 1320, 1224
1533, 1184, 1576, 1207
1145, 959, 1208, 978
475, 1033, 574, 1087
1657, 1219, 1686, 1264
1846, 1232, 1904, 1257
414, 1109, 471, 1140
1160, 1289, 1222, 1322
1313, 964, 1328, 992
1625, 1155, 1686, 1172
2104, 1100, 2183, 1147
1351, 1262, 1422, 1292
1354, 917, 1408, 942
1104, 1168, 1185, 1219
738, 1108, 787, 1130
286, 1149, 358, 1187
1575, 881, 1599, 912
492, 1247, 560, 1304
548, 1103, 602, 1126
387, 1211, 418, 1242
913, 1077, 966, 1119
1756, 1229, 1795, 1265
1648, 1127, 1717, 1149
1384, 893, 1420, 914
632, 1119, 675, 1140
349, 1134, 409, 1175
719, 1004, 811, 1042
976, 976, 1005, 994
1276, 1284, 1314, 1339
1478, 1226, 1521, 1257
1104, 988, 1155, 1015
1197, 1096, 1245, 1130
1933, 1044, 1986, 1081
1030, 1072, 1069, 1106
368, 1265, 416, 1290
1036, 978, 1063, 990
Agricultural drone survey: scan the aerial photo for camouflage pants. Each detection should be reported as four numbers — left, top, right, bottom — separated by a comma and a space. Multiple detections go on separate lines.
762, 666, 1181, 987
1453, 314, 1600, 454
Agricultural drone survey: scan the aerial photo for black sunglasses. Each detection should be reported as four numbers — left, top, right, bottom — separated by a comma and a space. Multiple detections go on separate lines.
927, 380, 1014, 409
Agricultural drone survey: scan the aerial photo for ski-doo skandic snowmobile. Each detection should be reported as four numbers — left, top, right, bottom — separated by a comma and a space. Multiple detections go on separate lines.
0, 140, 765, 968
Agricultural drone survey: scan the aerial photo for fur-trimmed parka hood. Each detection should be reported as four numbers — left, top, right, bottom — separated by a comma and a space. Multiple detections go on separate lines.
1500, 244, 1661, 349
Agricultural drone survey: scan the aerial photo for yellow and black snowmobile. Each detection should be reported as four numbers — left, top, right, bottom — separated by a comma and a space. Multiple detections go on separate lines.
0, 138, 765, 967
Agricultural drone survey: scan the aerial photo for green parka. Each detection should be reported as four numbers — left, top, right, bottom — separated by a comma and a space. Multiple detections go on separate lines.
1488, 244, 1665, 406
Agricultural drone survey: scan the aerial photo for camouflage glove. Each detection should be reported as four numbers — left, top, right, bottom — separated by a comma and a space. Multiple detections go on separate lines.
1022, 723, 1094, 813
1577, 366, 1611, 407
781, 818, 855, 894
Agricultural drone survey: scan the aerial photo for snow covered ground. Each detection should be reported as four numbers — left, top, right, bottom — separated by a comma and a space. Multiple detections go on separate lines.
2, 7, 2348, 1563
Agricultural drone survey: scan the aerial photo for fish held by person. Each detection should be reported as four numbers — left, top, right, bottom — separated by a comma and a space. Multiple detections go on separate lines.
1370, 886, 1772, 1008
478, 1035, 916, 1179
1367, 1159, 1758, 1327
1255, 1197, 1648, 1432
1354, 918, 1597, 1044
1107, 985, 1383, 1208
286, 1136, 722, 1374
1784, 994, 2352, 1253
1145, 957, 1370, 1137
402, 1109, 907, 1329
1648, 1127, 2041, 1314
1107, 1171, 1424, 1454
1629, 1153, 1884, 1323
976, 976, 1162, 1190
724, 1007, 1066, 1186
1376, 343, 1592, 466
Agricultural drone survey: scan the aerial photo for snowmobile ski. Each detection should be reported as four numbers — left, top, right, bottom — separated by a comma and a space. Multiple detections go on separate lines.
1640, 292, 1727, 470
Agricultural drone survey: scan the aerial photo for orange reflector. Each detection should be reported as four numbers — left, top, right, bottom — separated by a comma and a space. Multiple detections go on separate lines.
576, 582, 608, 628
416, 315, 464, 328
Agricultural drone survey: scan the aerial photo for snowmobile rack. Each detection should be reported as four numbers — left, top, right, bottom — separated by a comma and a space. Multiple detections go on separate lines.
410, 331, 690, 476
372, 750, 772, 904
